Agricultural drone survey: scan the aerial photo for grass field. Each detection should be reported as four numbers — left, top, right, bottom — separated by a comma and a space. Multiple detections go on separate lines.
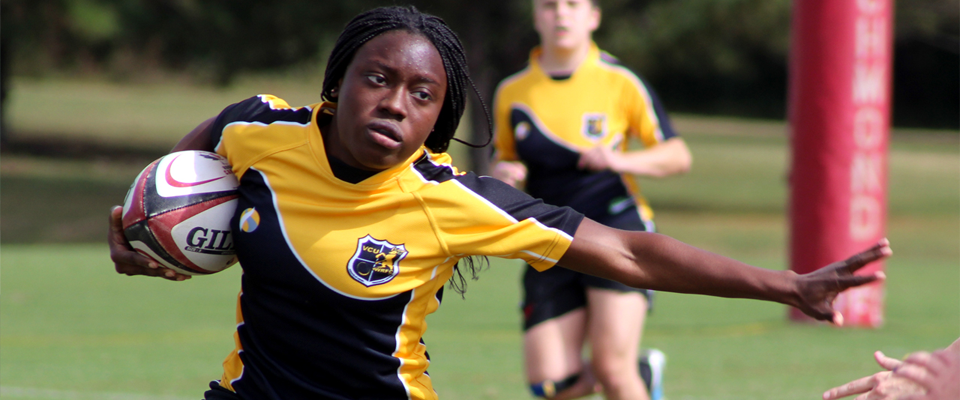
1, 79, 958, 399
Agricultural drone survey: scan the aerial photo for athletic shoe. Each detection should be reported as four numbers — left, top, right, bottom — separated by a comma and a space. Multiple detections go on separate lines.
638, 348, 666, 400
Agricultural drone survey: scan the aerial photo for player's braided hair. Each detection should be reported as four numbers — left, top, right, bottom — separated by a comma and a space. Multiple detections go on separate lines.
322, 6, 491, 154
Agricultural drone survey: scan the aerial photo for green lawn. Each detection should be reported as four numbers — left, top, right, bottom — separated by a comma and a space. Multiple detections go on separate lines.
1, 78, 958, 399
2, 240, 956, 399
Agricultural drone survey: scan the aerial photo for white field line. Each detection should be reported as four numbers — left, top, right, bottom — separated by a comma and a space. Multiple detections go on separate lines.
0, 386, 196, 400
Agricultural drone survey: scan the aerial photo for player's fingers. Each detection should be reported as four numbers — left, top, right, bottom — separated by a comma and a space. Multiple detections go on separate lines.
875, 351, 902, 371
823, 375, 878, 399
893, 363, 935, 388
893, 395, 924, 400
108, 206, 161, 271
576, 155, 588, 169
930, 347, 960, 369
115, 263, 161, 277
162, 269, 192, 281
108, 206, 129, 244
836, 272, 885, 290
110, 246, 157, 269
109, 205, 123, 228
109, 240, 158, 269
514, 162, 528, 175
901, 351, 943, 377
578, 151, 596, 168
799, 298, 837, 323
128, 265, 190, 281
841, 239, 892, 273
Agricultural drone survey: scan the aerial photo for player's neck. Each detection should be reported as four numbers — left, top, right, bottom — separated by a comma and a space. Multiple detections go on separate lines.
538, 41, 591, 75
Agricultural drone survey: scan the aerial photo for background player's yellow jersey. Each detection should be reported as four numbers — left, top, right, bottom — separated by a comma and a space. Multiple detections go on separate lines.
493, 43, 678, 221
207, 95, 583, 399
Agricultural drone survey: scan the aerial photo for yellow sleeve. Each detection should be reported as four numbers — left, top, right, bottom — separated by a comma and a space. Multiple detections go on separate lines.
624, 79, 665, 148
492, 84, 518, 162
211, 95, 314, 178
417, 173, 583, 271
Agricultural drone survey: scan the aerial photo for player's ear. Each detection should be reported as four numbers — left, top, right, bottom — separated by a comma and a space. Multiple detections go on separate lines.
589, 6, 601, 33
331, 79, 343, 98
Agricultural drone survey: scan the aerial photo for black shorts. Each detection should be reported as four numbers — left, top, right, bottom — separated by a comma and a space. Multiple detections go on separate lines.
522, 205, 654, 331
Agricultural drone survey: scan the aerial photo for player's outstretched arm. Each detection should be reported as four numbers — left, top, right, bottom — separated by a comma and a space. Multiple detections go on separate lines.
578, 137, 691, 178
558, 218, 889, 323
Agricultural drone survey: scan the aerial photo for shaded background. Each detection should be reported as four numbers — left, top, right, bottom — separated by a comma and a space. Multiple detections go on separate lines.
2, 0, 958, 157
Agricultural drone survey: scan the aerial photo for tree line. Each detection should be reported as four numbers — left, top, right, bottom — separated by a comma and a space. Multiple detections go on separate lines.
2, 0, 957, 154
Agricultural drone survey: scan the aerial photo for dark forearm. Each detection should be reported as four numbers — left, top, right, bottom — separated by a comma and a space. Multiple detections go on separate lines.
560, 219, 800, 307
171, 117, 217, 152
623, 232, 799, 305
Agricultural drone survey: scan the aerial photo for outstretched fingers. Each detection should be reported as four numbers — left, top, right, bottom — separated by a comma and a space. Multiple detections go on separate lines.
874, 351, 903, 371
823, 373, 884, 400
841, 238, 892, 274
898, 351, 944, 379
835, 271, 886, 291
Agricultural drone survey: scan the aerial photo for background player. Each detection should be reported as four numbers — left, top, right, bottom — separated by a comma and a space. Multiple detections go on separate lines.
108, 5, 890, 400
492, 0, 690, 398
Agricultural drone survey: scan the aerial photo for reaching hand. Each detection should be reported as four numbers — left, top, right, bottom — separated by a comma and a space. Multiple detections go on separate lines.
894, 348, 960, 400
577, 145, 620, 172
108, 205, 191, 281
491, 161, 528, 188
794, 239, 890, 325
823, 351, 910, 400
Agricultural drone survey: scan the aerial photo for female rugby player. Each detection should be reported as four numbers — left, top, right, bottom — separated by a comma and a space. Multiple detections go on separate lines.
108, 6, 890, 400
491, 0, 688, 398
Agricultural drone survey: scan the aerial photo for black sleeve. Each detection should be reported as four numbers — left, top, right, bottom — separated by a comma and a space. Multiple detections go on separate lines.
458, 173, 585, 238
208, 96, 263, 150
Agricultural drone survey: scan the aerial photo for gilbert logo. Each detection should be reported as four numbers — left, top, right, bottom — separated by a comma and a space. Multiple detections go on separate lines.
185, 227, 236, 255
347, 235, 407, 287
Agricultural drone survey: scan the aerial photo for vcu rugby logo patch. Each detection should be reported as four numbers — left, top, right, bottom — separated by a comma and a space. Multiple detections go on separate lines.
582, 113, 607, 139
347, 235, 407, 287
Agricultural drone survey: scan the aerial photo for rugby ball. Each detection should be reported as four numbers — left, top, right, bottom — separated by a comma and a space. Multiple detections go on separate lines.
122, 150, 240, 275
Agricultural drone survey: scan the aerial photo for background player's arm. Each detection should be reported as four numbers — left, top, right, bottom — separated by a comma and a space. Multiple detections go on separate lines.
491, 160, 528, 188
558, 217, 889, 324
578, 136, 691, 178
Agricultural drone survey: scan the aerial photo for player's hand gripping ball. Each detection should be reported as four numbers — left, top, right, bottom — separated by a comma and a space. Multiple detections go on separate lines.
122, 150, 240, 275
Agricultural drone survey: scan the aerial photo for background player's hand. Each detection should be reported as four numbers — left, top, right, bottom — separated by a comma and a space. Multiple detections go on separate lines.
577, 145, 620, 172
893, 348, 960, 400
108, 205, 191, 281
793, 239, 890, 324
823, 351, 908, 400
491, 161, 528, 188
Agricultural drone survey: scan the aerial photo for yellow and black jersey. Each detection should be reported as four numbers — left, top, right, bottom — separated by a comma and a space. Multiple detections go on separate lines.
206, 95, 583, 400
493, 43, 678, 221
